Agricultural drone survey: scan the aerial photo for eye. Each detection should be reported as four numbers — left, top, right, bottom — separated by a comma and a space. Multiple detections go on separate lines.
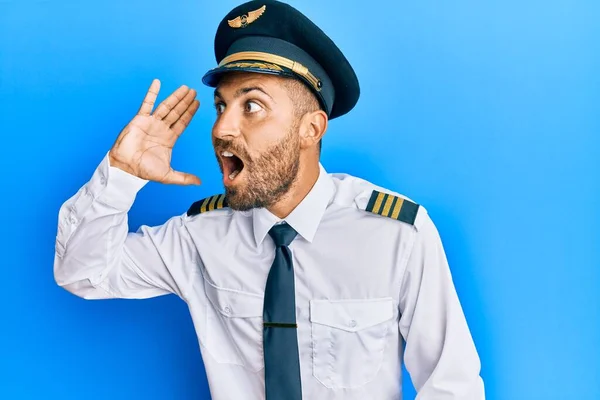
214, 102, 225, 115
245, 101, 262, 113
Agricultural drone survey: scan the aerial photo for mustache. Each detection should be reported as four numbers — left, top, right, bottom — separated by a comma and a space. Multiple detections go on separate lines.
213, 138, 252, 163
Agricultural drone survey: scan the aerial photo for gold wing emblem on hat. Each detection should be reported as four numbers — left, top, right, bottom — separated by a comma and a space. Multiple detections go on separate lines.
228, 5, 266, 28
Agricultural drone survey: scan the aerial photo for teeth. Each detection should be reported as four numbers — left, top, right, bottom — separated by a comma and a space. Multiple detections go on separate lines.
222, 151, 234, 157
229, 170, 240, 180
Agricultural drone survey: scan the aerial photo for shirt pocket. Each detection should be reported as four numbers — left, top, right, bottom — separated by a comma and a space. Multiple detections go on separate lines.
309, 297, 394, 389
203, 278, 265, 373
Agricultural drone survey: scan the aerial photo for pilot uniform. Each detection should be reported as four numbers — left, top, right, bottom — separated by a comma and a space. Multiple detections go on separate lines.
53, 1, 485, 399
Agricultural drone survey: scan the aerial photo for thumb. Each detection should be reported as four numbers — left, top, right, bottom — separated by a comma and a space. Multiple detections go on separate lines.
163, 169, 202, 186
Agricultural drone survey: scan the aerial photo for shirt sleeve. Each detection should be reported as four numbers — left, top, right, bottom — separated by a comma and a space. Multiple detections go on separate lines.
53, 152, 199, 301
398, 212, 486, 399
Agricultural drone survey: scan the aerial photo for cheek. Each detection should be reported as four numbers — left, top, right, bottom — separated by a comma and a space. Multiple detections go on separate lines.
242, 120, 288, 152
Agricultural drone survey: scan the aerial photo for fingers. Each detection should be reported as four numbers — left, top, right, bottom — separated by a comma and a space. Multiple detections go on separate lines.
171, 99, 200, 137
153, 85, 190, 120
138, 79, 161, 116
164, 168, 201, 186
163, 88, 197, 127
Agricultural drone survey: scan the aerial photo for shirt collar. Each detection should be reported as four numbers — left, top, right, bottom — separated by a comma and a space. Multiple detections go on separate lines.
252, 163, 334, 246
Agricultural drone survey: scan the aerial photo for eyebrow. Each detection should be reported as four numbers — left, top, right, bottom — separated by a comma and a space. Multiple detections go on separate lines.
214, 86, 274, 101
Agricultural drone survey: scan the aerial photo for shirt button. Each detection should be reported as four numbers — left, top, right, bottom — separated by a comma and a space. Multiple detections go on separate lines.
100, 176, 106, 185
349, 320, 357, 328
69, 216, 78, 224
224, 306, 232, 314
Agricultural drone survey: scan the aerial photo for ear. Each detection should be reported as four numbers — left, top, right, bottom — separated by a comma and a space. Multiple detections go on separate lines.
299, 110, 328, 150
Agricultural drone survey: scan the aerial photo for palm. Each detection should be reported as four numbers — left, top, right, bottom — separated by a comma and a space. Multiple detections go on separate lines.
110, 79, 201, 185
121, 115, 177, 181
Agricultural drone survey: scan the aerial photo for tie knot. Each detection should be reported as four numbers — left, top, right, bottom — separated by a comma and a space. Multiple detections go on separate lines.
268, 223, 297, 247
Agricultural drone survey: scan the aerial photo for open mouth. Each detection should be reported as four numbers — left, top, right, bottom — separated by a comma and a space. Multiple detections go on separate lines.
221, 150, 245, 182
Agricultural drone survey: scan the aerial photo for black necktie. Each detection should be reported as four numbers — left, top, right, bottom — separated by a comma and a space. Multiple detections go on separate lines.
263, 223, 302, 400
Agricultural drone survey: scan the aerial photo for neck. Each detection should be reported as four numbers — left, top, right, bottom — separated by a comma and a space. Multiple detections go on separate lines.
267, 158, 320, 219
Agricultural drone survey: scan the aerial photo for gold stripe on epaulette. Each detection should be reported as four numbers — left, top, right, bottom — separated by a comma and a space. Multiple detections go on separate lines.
381, 193, 395, 217
187, 194, 228, 216
209, 195, 220, 211
216, 194, 226, 209
365, 190, 419, 226
370, 191, 385, 214
390, 197, 403, 219
200, 197, 211, 213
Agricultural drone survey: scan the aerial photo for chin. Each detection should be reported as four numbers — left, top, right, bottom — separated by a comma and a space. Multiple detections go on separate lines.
225, 186, 269, 211
226, 195, 259, 211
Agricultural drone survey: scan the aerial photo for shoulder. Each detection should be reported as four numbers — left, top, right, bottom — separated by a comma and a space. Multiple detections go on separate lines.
185, 193, 232, 218
329, 172, 429, 231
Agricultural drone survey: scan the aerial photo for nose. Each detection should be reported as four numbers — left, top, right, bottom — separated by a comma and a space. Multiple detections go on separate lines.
212, 107, 242, 140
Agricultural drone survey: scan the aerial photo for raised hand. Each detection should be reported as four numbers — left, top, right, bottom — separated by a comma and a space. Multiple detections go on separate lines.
108, 79, 201, 185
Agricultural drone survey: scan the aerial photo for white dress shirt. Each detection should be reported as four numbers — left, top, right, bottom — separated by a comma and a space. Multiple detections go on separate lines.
54, 152, 485, 400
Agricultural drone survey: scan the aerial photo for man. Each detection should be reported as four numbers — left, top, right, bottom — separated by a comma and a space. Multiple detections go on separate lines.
53, 0, 485, 399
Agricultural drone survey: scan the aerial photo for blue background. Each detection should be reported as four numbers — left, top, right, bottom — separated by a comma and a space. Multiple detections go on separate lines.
1, 0, 598, 399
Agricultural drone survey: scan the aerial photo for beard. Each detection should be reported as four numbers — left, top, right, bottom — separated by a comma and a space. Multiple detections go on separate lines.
213, 122, 301, 211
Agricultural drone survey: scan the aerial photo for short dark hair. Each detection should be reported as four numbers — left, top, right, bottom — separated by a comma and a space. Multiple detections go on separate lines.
281, 77, 323, 152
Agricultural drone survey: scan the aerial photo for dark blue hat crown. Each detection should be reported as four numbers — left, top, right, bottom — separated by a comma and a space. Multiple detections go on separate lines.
202, 0, 360, 119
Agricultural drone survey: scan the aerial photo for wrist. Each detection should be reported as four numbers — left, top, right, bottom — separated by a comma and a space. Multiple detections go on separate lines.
94, 151, 149, 212
108, 151, 136, 177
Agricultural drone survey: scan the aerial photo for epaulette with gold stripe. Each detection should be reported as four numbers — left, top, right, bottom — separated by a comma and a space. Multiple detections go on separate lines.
187, 194, 228, 216
365, 190, 420, 225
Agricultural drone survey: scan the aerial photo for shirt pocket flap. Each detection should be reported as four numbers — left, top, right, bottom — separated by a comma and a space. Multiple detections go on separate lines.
309, 297, 394, 332
204, 279, 264, 318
